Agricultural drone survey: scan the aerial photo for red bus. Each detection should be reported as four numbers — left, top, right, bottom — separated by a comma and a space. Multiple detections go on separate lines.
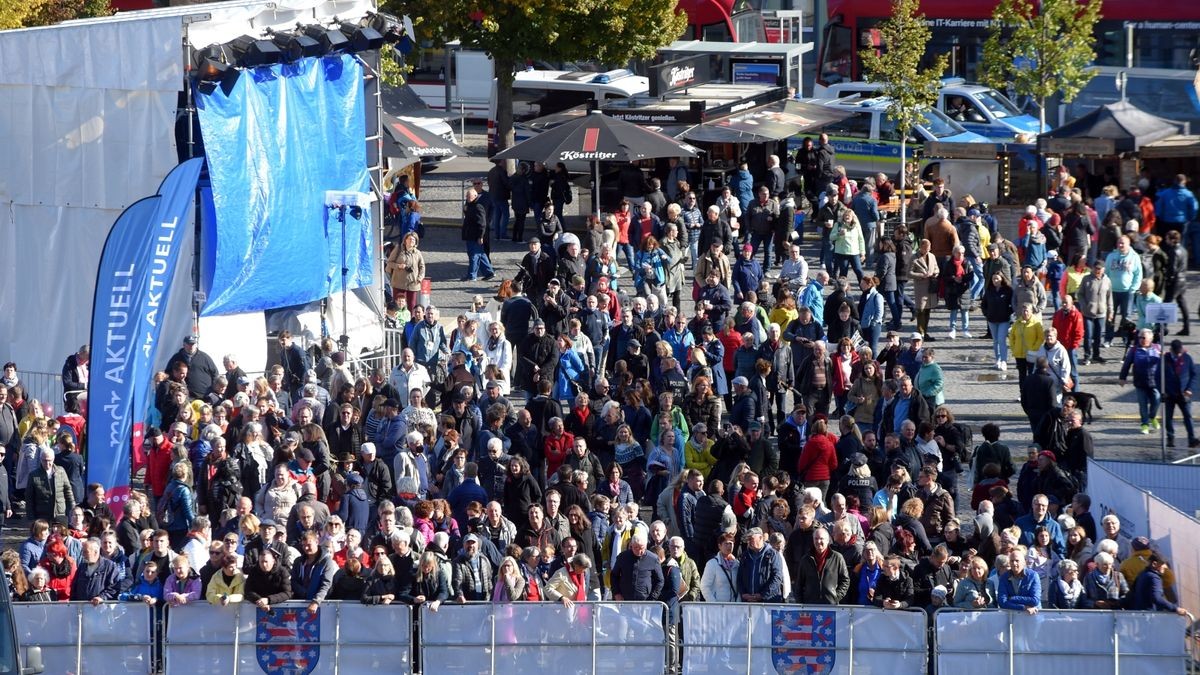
678, 0, 737, 41
816, 0, 1200, 89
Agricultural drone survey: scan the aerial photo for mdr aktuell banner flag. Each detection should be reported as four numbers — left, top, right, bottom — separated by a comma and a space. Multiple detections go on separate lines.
87, 158, 204, 507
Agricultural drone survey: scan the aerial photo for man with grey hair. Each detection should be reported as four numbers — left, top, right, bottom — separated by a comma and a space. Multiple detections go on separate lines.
28, 447, 73, 523
394, 431, 430, 499
71, 537, 122, 605
610, 529, 663, 601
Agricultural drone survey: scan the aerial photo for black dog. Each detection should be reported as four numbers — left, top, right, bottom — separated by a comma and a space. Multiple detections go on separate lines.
1068, 391, 1103, 424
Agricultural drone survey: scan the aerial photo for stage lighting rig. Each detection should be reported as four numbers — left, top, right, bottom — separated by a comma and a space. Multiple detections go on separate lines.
228, 35, 283, 68
269, 29, 324, 62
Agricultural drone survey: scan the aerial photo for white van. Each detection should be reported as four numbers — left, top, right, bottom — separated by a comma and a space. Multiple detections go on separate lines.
817, 79, 1045, 141
488, 69, 650, 154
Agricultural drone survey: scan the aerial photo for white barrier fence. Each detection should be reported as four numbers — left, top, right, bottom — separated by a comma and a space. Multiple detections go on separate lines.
934, 609, 1190, 675
419, 601, 668, 675
681, 603, 928, 674
13, 601, 154, 674
163, 601, 411, 674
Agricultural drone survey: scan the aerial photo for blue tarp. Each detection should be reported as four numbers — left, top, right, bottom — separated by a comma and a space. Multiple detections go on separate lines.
195, 54, 373, 316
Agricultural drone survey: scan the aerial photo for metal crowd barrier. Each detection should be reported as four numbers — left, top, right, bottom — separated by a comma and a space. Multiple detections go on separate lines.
419, 601, 669, 675
13, 600, 155, 674
680, 602, 929, 674
163, 601, 412, 675
933, 607, 1190, 675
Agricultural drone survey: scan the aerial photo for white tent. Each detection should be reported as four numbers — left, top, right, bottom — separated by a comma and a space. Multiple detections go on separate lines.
0, 0, 378, 377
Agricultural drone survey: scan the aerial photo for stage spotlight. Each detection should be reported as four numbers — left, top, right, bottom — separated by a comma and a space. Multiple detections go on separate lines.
228, 35, 283, 68
271, 31, 323, 62
338, 22, 385, 53
193, 44, 240, 95
303, 24, 350, 54
366, 12, 405, 44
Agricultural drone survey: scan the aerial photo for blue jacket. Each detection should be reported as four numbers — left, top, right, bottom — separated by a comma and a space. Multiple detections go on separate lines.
733, 258, 764, 300
1131, 568, 1178, 612
119, 575, 165, 603
162, 480, 195, 533
1165, 351, 1195, 397
662, 328, 696, 365
997, 570, 1041, 610
859, 288, 885, 329
700, 338, 728, 395
554, 349, 586, 401
1120, 343, 1162, 390
799, 280, 825, 319
71, 557, 123, 601
1154, 185, 1198, 224
851, 191, 880, 226
1016, 514, 1066, 555
736, 545, 785, 603
734, 169, 754, 214
336, 486, 371, 534
291, 552, 337, 602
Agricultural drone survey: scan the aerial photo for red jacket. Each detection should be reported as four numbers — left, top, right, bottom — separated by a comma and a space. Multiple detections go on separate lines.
542, 431, 575, 479
797, 433, 839, 482
1052, 306, 1085, 351
41, 558, 76, 601
831, 352, 861, 396
147, 441, 173, 498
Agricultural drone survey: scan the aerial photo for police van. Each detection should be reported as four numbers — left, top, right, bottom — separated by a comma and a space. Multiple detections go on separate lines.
817, 79, 1045, 142
790, 96, 992, 176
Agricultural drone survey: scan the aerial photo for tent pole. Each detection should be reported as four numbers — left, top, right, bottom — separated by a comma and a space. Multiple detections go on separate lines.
594, 160, 601, 221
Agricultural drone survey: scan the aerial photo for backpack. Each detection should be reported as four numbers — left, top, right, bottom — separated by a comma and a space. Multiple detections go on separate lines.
156, 485, 174, 527
952, 422, 974, 465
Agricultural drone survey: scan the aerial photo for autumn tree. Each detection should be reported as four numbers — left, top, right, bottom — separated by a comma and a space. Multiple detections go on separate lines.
0, 0, 109, 29
389, 0, 687, 151
860, 0, 948, 226
980, 0, 1102, 130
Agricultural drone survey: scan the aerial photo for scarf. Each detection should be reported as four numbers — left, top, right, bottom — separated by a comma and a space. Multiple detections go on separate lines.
814, 547, 831, 575
49, 559, 71, 579
569, 570, 588, 601
952, 257, 965, 279
487, 334, 502, 352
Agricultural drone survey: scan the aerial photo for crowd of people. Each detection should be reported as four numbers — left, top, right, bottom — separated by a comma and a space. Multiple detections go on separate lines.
0, 152, 1194, 662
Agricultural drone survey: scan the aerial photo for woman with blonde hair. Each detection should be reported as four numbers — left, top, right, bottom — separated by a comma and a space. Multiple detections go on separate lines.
385, 232, 425, 309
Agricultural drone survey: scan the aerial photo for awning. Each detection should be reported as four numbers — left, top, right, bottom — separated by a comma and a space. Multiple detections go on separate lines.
1037, 100, 1186, 154
681, 99, 854, 144
381, 114, 468, 161
1136, 135, 1200, 159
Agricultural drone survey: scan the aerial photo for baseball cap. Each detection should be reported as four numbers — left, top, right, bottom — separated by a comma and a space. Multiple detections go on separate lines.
486, 380, 500, 390
295, 447, 315, 462
1124, 221, 1139, 232
628, 340, 641, 349
748, 421, 763, 431
1132, 536, 1151, 551
533, 319, 546, 328
283, 431, 302, 444
383, 398, 401, 408
742, 243, 754, 253
967, 208, 981, 217
1037, 450, 1056, 462
931, 585, 949, 600
732, 376, 749, 387
464, 533, 480, 545
360, 443, 377, 455
910, 332, 924, 341
184, 335, 198, 345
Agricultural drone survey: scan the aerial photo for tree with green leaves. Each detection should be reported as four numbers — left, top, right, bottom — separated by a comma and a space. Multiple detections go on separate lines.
859, 0, 947, 227
980, 0, 1102, 131
387, 0, 686, 151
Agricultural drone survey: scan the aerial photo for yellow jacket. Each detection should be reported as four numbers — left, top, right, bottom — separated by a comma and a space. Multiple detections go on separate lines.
1008, 317, 1045, 360
684, 438, 717, 477
206, 570, 246, 606
1120, 549, 1177, 592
